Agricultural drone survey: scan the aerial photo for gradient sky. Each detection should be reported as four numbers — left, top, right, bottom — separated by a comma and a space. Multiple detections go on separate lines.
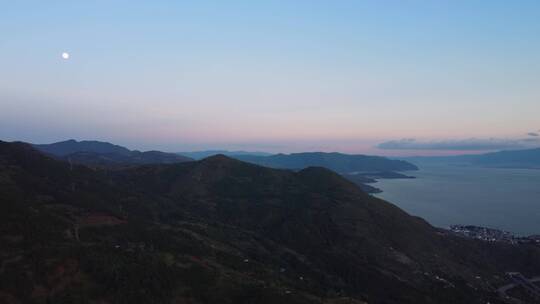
1, 1, 539, 155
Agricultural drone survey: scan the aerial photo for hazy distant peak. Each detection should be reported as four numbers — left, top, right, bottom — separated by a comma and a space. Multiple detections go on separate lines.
404, 147, 540, 169
33, 139, 131, 156
31, 139, 193, 167
199, 154, 236, 163
233, 151, 418, 173
177, 150, 273, 160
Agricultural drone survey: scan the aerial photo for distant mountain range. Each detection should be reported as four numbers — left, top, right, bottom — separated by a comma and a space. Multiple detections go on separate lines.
177, 150, 272, 160
33, 139, 193, 167
405, 147, 540, 169
229, 152, 418, 193
34, 139, 132, 156
3, 140, 540, 303
472, 148, 540, 168
31, 141, 419, 193
233, 152, 419, 173
343, 171, 415, 194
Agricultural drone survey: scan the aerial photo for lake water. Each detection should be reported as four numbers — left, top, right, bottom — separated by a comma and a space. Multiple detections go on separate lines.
374, 164, 540, 235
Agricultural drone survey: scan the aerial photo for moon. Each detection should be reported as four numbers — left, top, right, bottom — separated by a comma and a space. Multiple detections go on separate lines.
61, 52, 70, 60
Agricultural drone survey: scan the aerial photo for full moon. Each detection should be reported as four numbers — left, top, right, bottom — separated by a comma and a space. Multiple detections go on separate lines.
61, 52, 70, 60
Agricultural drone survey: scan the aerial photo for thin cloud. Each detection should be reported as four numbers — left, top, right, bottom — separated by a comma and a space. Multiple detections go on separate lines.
377, 138, 535, 151
528, 132, 539, 137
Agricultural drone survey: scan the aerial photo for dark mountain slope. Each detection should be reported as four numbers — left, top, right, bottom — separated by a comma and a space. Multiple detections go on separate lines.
33, 139, 193, 167
114, 155, 540, 302
234, 152, 418, 173
1, 141, 540, 303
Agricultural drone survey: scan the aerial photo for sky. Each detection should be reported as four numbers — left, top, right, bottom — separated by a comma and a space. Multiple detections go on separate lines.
1, 1, 540, 155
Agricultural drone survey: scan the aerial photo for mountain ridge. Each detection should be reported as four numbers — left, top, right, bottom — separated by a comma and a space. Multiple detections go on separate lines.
403, 147, 540, 169
233, 152, 418, 173
2, 140, 540, 303
32, 139, 193, 167
177, 150, 273, 160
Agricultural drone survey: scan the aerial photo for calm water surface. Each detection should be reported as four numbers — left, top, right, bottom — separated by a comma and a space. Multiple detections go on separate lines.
374, 164, 540, 235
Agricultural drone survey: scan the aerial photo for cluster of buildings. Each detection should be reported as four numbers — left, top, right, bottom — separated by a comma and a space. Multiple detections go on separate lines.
449, 225, 540, 246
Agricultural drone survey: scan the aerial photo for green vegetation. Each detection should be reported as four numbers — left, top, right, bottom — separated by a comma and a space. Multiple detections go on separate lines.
1, 141, 539, 303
